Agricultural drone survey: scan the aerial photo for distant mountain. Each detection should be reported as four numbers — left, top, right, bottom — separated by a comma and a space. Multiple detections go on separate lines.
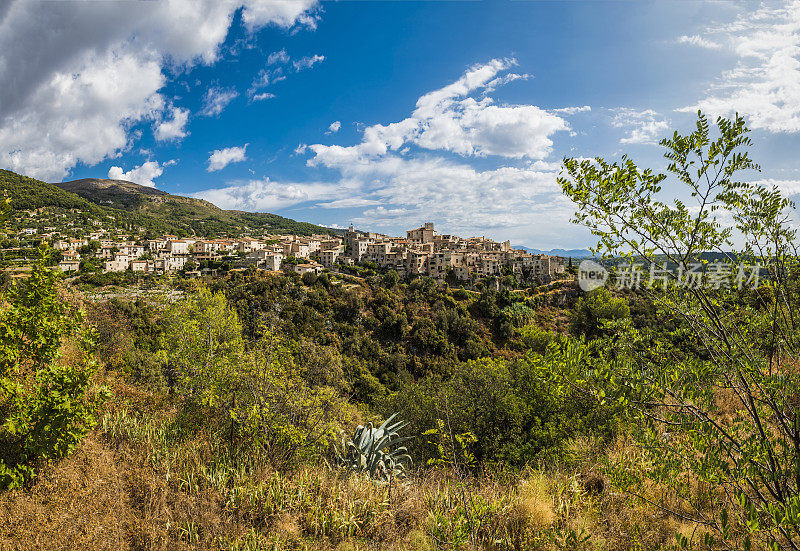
55, 177, 225, 215
0, 169, 337, 237
514, 245, 593, 258
57, 178, 169, 205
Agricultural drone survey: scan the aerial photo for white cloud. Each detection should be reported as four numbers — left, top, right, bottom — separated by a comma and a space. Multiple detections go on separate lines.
680, 1, 800, 133
240, 2, 320, 31
0, 0, 319, 181
190, 58, 587, 245
300, 146, 565, 232
267, 49, 290, 65
611, 108, 670, 144
350, 156, 568, 235
307, 59, 570, 163
193, 178, 341, 211
207, 144, 248, 172
553, 105, 592, 115
194, 151, 571, 237
201, 86, 238, 116
248, 49, 324, 98
327, 121, 341, 133
677, 34, 722, 50
154, 106, 190, 142
252, 92, 276, 102
482, 72, 531, 94
753, 178, 800, 196
108, 160, 164, 188
293, 54, 325, 71
316, 197, 382, 209
248, 66, 286, 97
1, 49, 165, 181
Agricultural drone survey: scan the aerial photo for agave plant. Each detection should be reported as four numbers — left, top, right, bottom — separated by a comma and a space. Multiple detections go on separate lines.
334, 413, 413, 481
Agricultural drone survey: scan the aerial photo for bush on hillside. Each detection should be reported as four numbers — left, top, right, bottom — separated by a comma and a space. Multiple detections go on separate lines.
0, 253, 107, 488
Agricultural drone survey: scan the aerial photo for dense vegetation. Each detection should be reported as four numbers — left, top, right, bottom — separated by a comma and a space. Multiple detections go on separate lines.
1, 170, 96, 211
3, 114, 800, 550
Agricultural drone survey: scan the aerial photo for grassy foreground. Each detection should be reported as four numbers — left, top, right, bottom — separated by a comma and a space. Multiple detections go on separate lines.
0, 373, 710, 551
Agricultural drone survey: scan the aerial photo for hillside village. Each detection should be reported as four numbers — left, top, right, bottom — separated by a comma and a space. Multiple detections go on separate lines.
44, 221, 566, 283
0, 174, 568, 285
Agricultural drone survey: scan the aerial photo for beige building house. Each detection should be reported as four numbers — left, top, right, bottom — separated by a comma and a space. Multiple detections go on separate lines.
320, 248, 343, 268
407, 222, 435, 244
246, 250, 284, 271
291, 262, 323, 275
58, 260, 80, 272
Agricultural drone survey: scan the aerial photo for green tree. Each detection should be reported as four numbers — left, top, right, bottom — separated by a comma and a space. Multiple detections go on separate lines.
569, 287, 630, 339
162, 286, 245, 411
161, 286, 352, 465
559, 112, 800, 549
0, 251, 107, 489
382, 270, 400, 288
301, 271, 318, 286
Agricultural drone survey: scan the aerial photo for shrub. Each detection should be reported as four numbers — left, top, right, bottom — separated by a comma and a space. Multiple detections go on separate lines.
517, 325, 561, 355
160, 286, 355, 466
387, 346, 618, 467
0, 255, 107, 488
568, 287, 629, 339
501, 302, 536, 327
560, 112, 800, 547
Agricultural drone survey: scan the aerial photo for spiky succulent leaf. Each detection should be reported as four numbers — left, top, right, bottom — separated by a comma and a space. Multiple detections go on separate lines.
333, 413, 414, 481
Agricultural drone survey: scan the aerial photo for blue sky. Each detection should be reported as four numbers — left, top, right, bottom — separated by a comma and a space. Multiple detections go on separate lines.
2, 0, 800, 248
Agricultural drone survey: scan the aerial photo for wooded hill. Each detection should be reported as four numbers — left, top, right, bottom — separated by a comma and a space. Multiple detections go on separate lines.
0, 170, 337, 238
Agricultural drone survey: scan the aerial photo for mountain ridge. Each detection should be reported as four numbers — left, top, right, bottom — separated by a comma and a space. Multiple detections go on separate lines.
0, 169, 336, 237
54, 177, 223, 213
514, 245, 592, 257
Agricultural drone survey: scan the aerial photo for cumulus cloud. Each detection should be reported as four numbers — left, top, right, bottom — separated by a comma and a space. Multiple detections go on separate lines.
300, 60, 583, 241
0, 0, 319, 181
307, 59, 571, 163
108, 161, 165, 188
154, 106, 190, 142
240, 2, 320, 31
328, 155, 568, 235
207, 145, 248, 172
1, 49, 166, 181
201, 86, 239, 116
679, 1, 800, 133
327, 121, 341, 134
611, 108, 670, 144
193, 178, 341, 211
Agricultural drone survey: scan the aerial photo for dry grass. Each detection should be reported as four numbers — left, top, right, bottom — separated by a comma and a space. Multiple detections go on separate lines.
0, 403, 720, 551
0, 436, 129, 551
511, 474, 554, 529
